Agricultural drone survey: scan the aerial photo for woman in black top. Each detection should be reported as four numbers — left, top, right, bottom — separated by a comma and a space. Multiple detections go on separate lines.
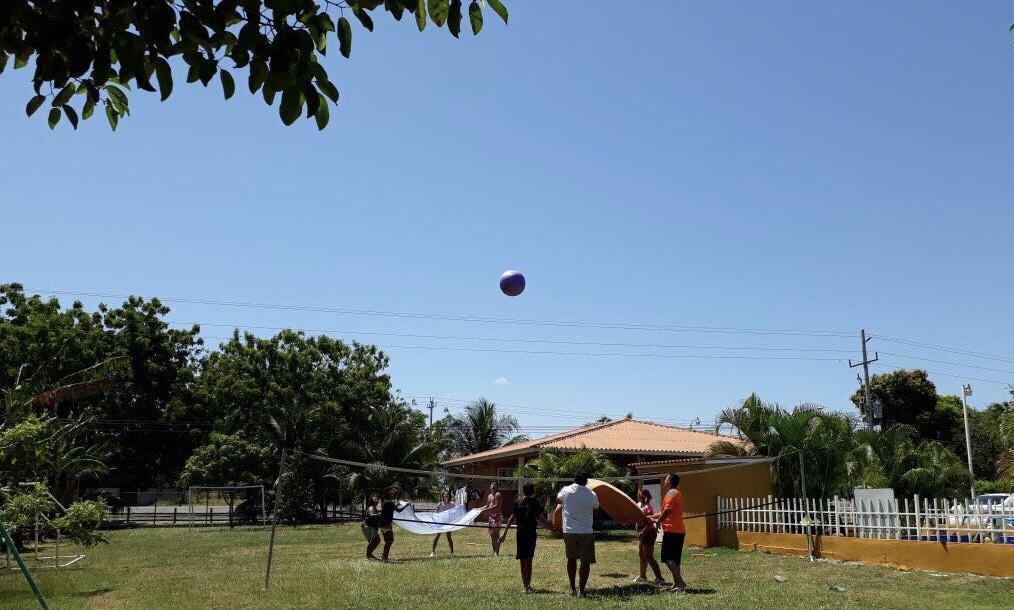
378, 488, 410, 561
499, 483, 551, 594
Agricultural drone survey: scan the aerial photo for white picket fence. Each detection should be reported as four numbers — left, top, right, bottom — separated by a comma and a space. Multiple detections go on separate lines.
717, 495, 1014, 544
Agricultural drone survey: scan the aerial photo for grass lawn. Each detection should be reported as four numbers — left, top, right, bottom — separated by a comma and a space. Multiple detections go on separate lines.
1, 524, 1011, 609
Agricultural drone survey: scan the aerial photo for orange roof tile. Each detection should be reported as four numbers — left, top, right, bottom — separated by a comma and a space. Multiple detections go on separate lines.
440, 418, 742, 467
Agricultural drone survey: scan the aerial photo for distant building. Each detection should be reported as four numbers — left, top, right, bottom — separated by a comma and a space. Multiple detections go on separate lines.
441, 417, 771, 545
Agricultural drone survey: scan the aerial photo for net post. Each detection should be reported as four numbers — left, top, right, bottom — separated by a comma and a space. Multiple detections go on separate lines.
264, 448, 288, 590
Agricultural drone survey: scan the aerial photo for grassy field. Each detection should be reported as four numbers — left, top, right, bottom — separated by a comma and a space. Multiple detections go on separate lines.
1, 524, 1011, 609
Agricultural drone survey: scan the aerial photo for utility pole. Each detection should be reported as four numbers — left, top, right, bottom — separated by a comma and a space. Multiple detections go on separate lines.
960, 384, 975, 500
427, 398, 436, 428
849, 329, 879, 429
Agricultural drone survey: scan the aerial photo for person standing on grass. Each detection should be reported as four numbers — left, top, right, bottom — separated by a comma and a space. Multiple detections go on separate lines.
364, 492, 382, 561
652, 474, 687, 591
499, 482, 551, 594
430, 490, 456, 558
633, 488, 665, 585
379, 487, 410, 562
483, 481, 504, 556
556, 471, 599, 597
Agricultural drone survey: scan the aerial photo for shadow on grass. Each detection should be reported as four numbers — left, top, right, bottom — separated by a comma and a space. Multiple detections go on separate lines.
588, 584, 718, 598
70, 587, 114, 598
384, 554, 490, 563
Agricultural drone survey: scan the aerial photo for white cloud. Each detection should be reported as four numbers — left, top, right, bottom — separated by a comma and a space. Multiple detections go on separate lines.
493, 376, 509, 386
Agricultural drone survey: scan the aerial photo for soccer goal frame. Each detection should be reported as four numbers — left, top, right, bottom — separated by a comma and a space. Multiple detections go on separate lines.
186, 486, 267, 530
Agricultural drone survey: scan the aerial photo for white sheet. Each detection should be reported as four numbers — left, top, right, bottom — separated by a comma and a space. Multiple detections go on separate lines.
391, 504, 486, 534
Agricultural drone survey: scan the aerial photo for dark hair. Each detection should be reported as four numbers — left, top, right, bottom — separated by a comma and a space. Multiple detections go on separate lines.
522, 482, 535, 496
666, 473, 680, 488
574, 471, 589, 485
638, 488, 652, 501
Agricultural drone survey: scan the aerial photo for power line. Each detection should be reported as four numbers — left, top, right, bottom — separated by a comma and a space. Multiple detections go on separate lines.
873, 362, 1011, 386
872, 335, 1014, 364
169, 320, 857, 354
198, 334, 847, 363
28, 288, 854, 337
878, 351, 1014, 375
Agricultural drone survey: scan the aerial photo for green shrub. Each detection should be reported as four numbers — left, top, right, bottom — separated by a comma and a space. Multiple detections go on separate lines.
54, 500, 108, 547
0, 484, 55, 548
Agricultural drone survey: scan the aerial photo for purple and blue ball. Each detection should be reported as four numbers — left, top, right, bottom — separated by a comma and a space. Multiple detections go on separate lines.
499, 270, 526, 297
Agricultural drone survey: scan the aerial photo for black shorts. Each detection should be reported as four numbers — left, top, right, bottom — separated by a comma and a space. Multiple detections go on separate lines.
516, 533, 537, 560
382, 529, 394, 543
660, 532, 685, 564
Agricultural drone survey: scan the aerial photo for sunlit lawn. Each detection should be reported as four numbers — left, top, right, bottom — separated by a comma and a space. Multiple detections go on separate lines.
1, 524, 1011, 609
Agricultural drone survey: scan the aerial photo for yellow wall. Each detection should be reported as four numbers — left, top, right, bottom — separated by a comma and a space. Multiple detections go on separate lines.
637, 462, 773, 547
718, 530, 1014, 578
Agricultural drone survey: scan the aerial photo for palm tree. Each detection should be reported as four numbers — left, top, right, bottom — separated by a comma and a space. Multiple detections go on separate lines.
998, 406, 1014, 482
445, 398, 527, 457
898, 441, 972, 498
710, 394, 857, 497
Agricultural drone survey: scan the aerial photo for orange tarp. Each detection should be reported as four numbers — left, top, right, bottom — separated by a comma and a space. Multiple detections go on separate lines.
550, 479, 643, 529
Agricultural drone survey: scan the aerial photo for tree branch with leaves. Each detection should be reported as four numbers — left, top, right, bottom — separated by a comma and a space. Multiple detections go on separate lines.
1, 0, 508, 131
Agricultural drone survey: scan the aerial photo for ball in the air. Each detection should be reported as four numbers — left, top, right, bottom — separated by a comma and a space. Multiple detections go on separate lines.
499, 270, 526, 297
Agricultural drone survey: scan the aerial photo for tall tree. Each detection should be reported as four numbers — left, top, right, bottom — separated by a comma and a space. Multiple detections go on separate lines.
194, 329, 436, 518
1, 0, 509, 130
851, 369, 937, 430
1, 283, 203, 493
444, 397, 526, 457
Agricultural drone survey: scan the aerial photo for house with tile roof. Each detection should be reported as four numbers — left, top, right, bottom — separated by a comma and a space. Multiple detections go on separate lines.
441, 417, 771, 547
441, 416, 744, 472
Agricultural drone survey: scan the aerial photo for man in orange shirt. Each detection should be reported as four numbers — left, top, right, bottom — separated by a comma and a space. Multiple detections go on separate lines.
652, 473, 687, 591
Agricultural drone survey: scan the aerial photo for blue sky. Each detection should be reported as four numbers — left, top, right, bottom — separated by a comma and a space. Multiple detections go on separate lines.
3, 1, 1013, 432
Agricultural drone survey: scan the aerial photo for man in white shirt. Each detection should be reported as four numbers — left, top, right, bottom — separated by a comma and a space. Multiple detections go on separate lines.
556, 471, 599, 596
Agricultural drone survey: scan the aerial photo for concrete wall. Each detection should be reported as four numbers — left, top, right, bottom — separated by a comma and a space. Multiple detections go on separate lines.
637, 462, 773, 547
718, 530, 1014, 578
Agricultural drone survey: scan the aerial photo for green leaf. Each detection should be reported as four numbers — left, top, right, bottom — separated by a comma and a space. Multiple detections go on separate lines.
279, 88, 304, 125
220, 69, 236, 100
337, 17, 352, 58
415, 0, 427, 31
249, 62, 268, 94
319, 80, 340, 104
263, 87, 277, 106
106, 85, 129, 113
315, 96, 330, 130
155, 58, 173, 101
62, 105, 79, 130
487, 0, 508, 24
468, 0, 482, 35
14, 52, 28, 69
0, 52, 8, 74
352, 8, 374, 31
52, 84, 75, 107
198, 61, 216, 86
448, 0, 462, 38
105, 104, 119, 131
26, 95, 45, 117
83, 99, 96, 120
429, 0, 449, 27
48, 107, 61, 129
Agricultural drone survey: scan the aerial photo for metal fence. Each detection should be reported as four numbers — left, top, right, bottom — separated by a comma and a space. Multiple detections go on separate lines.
103, 503, 362, 528
717, 495, 1014, 544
